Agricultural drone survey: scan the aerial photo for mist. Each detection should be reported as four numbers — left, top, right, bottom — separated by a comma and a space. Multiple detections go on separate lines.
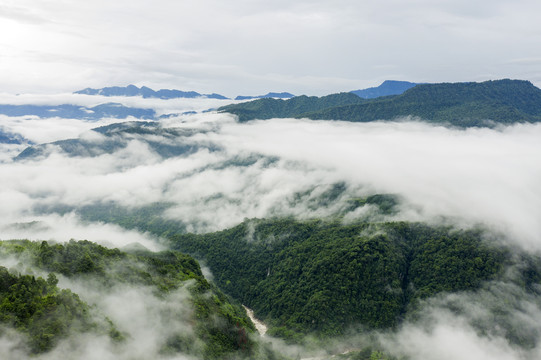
1, 103, 541, 359
378, 277, 541, 360
0, 246, 206, 360
2, 112, 540, 250
212, 118, 541, 249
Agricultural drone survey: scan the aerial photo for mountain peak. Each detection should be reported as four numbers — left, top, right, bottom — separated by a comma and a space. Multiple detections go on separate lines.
74, 85, 229, 100
351, 80, 418, 99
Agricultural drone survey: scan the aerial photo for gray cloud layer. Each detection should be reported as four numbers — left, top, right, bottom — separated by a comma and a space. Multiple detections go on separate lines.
1, 1, 541, 95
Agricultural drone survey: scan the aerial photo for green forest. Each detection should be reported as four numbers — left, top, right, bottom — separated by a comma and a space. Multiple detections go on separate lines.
167, 219, 517, 339
219, 79, 541, 126
0, 240, 263, 359
3, 210, 541, 357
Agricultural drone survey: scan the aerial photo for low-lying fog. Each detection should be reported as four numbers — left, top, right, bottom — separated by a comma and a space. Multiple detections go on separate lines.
1, 95, 541, 359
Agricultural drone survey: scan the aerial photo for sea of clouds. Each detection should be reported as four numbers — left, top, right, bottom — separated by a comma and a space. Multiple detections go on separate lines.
1, 94, 541, 359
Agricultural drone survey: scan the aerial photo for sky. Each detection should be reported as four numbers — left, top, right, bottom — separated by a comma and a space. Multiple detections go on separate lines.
1, 0, 541, 96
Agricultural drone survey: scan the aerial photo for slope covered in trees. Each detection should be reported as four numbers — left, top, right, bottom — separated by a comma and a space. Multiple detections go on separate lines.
218, 92, 365, 122
220, 79, 541, 126
0, 266, 99, 353
168, 218, 540, 344
0, 239, 263, 359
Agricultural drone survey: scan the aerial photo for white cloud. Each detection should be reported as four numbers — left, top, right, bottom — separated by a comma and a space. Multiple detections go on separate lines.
211, 118, 541, 249
0, 213, 163, 251
2, 113, 540, 252
379, 279, 541, 360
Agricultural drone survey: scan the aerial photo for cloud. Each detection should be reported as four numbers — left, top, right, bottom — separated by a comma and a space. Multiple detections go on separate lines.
2, 113, 540, 252
0, 213, 163, 251
379, 279, 541, 360
210, 118, 541, 249
1, 106, 541, 358
0, 4, 51, 25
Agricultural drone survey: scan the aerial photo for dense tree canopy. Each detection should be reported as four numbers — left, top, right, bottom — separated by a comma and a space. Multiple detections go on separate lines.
0, 240, 259, 359
168, 219, 527, 340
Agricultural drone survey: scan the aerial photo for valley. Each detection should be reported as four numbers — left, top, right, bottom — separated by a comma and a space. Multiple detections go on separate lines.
1, 80, 541, 359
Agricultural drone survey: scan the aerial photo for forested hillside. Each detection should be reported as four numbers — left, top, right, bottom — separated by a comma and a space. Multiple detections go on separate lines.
167, 218, 541, 345
0, 266, 98, 353
218, 92, 365, 122
0, 240, 266, 359
220, 79, 541, 126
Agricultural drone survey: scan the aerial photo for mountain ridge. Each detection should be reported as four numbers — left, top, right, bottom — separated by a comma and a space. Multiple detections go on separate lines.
0, 103, 156, 120
74, 84, 229, 100
219, 79, 541, 127
235, 92, 295, 100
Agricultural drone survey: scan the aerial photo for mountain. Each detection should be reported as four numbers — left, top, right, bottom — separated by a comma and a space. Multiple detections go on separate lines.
219, 79, 541, 127
0, 129, 27, 144
235, 92, 295, 101
15, 121, 218, 160
167, 219, 519, 339
350, 80, 418, 98
74, 85, 229, 100
0, 103, 155, 120
69, 198, 541, 349
53, 185, 540, 347
306, 79, 541, 126
0, 239, 262, 358
219, 92, 364, 122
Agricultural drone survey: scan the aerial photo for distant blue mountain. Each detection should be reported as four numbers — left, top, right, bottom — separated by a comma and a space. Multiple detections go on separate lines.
0, 103, 155, 120
235, 92, 295, 101
16, 121, 219, 160
74, 85, 229, 100
351, 80, 418, 99
0, 129, 27, 144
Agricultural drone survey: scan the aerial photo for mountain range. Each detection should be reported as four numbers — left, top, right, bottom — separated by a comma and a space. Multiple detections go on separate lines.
219, 79, 541, 127
15, 121, 217, 160
235, 92, 295, 100
0, 103, 155, 121
74, 85, 295, 101
74, 84, 229, 100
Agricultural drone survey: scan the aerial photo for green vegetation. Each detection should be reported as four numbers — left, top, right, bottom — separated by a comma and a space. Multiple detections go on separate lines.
167, 219, 522, 340
219, 92, 365, 122
220, 79, 541, 126
0, 266, 96, 353
4, 214, 540, 357
0, 239, 260, 359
